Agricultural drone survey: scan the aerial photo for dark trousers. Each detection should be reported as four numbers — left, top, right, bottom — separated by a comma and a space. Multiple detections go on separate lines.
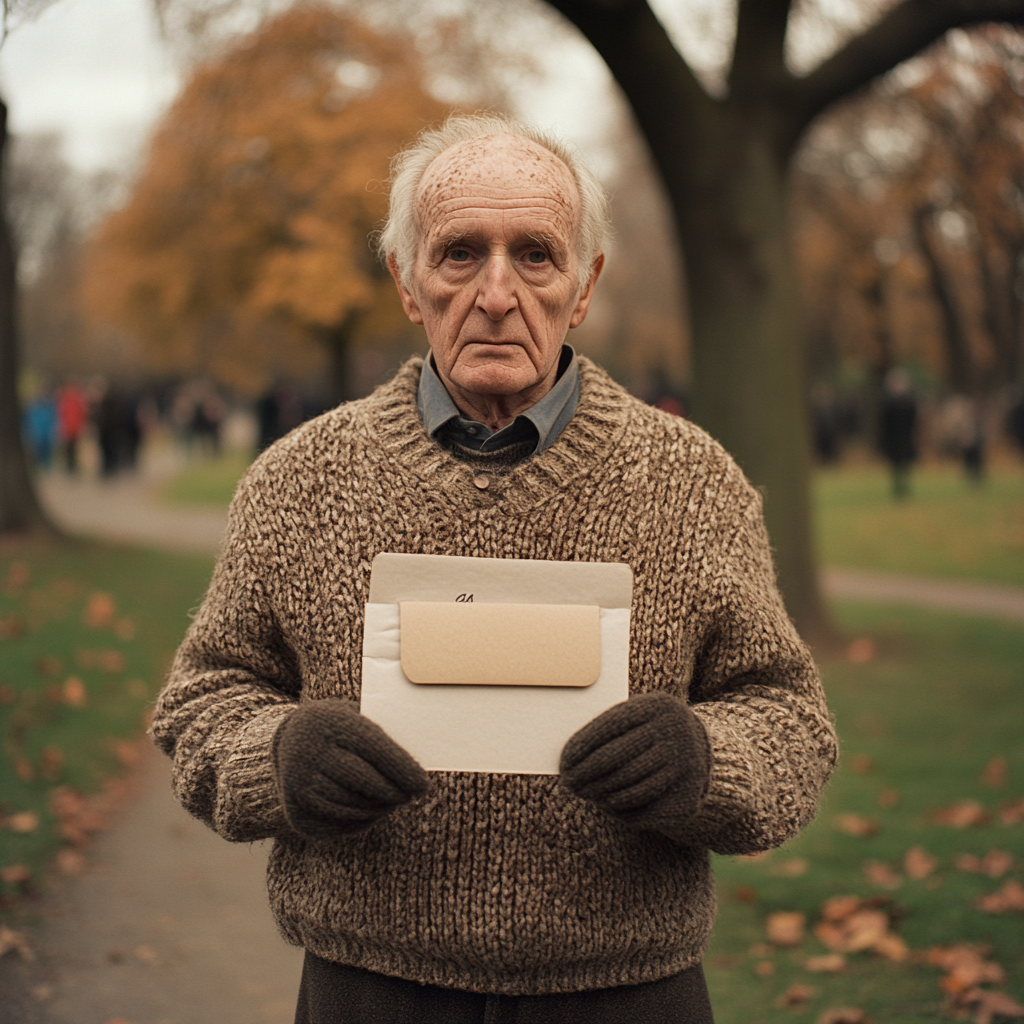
295, 953, 714, 1024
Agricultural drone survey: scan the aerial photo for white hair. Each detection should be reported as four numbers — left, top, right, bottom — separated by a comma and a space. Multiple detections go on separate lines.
375, 112, 611, 288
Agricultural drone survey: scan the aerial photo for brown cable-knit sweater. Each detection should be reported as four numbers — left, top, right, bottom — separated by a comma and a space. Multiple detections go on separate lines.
152, 356, 836, 996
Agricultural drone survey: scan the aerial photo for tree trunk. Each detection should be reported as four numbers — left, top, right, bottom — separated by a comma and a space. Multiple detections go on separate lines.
0, 98, 55, 537
672, 127, 827, 637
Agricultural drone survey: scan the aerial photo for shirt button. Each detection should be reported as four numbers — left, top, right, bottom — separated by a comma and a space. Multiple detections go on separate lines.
473, 474, 491, 490
466, 427, 478, 435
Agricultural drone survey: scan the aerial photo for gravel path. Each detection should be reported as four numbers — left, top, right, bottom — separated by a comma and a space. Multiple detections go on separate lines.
1, 468, 1018, 1023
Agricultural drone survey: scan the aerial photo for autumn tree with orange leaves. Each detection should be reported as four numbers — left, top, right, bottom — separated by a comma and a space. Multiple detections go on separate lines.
81, 5, 448, 399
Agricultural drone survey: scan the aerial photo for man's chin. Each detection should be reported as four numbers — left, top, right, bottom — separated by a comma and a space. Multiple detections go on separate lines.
449, 362, 538, 398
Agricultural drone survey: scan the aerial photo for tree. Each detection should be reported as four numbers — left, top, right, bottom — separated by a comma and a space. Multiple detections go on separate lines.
0, 100, 53, 534
82, 4, 448, 399
543, 0, 1024, 637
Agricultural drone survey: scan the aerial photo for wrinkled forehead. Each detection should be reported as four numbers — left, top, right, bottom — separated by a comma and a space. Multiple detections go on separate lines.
415, 134, 581, 241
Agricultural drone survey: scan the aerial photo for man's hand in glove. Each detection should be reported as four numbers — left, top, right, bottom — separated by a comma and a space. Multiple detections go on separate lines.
558, 691, 711, 839
273, 698, 430, 839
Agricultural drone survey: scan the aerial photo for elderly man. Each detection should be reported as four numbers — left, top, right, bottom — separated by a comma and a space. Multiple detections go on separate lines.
153, 113, 836, 1024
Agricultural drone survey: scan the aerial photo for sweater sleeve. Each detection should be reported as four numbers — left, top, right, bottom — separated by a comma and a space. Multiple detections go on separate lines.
150, 465, 301, 843
677, 492, 837, 855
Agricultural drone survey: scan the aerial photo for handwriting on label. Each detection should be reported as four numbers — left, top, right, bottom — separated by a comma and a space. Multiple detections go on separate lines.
455, 593, 474, 603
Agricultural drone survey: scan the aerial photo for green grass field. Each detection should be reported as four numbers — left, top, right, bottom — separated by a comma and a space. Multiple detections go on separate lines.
707, 602, 1024, 1023
814, 463, 1024, 587
0, 542, 214, 908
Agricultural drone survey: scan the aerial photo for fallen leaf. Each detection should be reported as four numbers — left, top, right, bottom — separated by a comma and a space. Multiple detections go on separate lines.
767, 911, 806, 946
999, 798, 1024, 825
877, 788, 900, 810
805, 954, 846, 973
7, 811, 39, 834
981, 850, 1013, 878
931, 800, 989, 828
846, 638, 875, 664
842, 909, 890, 952
834, 813, 879, 838
99, 650, 125, 673
0, 685, 15, 704
904, 846, 937, 880
975, 880, 1024, 913
55, 849, 86, 876
0, 925, 35, 962
821, 895, 862, 922
128, 678, 148, 698
0, 865, 30, 885
863, 860, 902, 889
114, 617, 135, 641
849, 754, 874, 775
816, 1008, 870, 1024
0, 615, 26, 640
62, 677, 86, 707
749, 943, 772, 957
112, 740, 144, 769
14, 758, 34, 782
84, 592, 116, 629
772, 857, 809, 877
740, 850, 771, 862
776, 984, 817, 1008
754, 960, 775, 976
31, 984, 52, 1001
872, 932, 909, 962
966, 989, 1024, 1024
980, 756, 1008, 789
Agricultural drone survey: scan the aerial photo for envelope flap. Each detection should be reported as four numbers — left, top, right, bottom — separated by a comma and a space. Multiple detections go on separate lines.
399, 602, 601, 687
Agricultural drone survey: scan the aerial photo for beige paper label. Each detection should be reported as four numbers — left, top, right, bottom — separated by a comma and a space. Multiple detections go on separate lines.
399, 602, 601, 687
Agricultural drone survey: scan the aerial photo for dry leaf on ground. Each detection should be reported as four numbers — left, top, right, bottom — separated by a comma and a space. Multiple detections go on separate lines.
974, 880, 1024, 913
805, 954, 846, 973
965, 989, 1024, 1024
755, 961, 775, 976
999, 798, 1024, 825
980, 756, 1008, 789
813, 898, 905, 960
767, 911, 806, 946
771, 857, 809, 877
863, 860, 902, 889
816, 1008, 870, 1024
904, 846, 937, 880
776, 984, 817, 1008
849, 754, 873, 775
846, 638, 875, 663
83, 592, 116, 628
834, 813, 879, 838
55, 849, 86, 876
0, 864, 30, 885
134, 944, 159, 966
62, 677, 86, 707
7, 811, 39, 834
956, 850, 1014, 878
0, 926, 35, 962
877, 788, 900, 810
927, 944, 1005, 992
932, 800, 990, 828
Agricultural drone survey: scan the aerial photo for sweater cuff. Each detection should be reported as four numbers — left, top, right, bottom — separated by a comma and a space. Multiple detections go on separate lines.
214, 703, 296, 842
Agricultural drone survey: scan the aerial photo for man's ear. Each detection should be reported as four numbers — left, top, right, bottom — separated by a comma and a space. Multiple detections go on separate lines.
569, 253, 605, 329
387, 254, 423, 325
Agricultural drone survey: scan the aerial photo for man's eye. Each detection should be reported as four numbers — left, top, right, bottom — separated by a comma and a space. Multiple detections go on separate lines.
447, 248, 471, 262
525, 250, 548, 264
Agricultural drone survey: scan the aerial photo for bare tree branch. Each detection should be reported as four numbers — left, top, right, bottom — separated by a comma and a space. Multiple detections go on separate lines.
783, 0, 1024, 156
545, 0, 719, 183
728, 0, 794, 100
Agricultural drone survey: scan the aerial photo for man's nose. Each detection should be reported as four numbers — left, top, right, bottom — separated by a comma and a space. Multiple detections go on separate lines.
475, 256, 518, 321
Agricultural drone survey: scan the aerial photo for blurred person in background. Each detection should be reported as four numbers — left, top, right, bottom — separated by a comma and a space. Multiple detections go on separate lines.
879, 367, 918, 499
56, 382, 88, 474
23, 387, 58, 470
152, 113, 836, 1024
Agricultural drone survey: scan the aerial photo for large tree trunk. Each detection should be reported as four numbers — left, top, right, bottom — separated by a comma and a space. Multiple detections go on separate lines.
0, 98, 55, 537
674, 129, 824, 635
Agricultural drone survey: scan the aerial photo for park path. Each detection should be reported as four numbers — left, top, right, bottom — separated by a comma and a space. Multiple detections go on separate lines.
1, 468, 1021, 1024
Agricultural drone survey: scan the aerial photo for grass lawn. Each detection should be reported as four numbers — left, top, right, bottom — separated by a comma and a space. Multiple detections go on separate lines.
706, 601, 1024, 1023
160, 448, 253, 506
814, 463, 1024, 587
0, 541, 214, 912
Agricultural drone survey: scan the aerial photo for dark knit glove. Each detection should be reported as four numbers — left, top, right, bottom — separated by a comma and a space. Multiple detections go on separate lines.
272, 699, 430, 839
558, 692, 711, 838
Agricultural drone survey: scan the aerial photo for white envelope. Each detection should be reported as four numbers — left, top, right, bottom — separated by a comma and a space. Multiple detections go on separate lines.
360, 553, 633, 775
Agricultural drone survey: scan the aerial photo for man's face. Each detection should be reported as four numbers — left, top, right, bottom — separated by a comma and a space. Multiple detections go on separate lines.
390, 135, 602, 405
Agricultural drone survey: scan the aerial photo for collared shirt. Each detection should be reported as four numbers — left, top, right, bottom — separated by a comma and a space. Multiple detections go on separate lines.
417, 346, 580, 455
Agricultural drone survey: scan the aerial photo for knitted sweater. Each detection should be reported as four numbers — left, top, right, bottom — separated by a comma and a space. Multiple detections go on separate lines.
152, 356, 837, 996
